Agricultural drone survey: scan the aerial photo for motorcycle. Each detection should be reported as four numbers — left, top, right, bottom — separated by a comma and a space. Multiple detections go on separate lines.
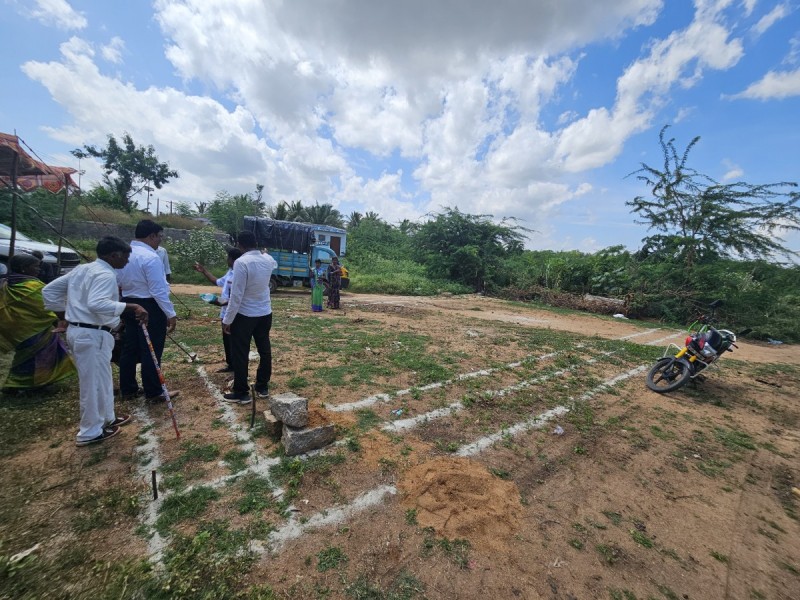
646, 300, 747, 393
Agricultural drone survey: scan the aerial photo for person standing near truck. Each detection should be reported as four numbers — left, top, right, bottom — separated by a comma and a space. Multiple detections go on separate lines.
222, 231, 278, 403
326, 256, 342, 309
310, 258, 327, 312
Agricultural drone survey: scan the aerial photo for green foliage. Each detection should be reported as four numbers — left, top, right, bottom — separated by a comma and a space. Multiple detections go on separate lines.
627, 125, 799, 269
413, 207, 526, 291
169, 228, 228, 273
316, 545, 348, 571
0, 188, 78, 241
82, 133, 179, 212
207, 187, 266, 237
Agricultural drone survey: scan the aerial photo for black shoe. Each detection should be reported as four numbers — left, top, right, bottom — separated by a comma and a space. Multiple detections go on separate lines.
120, 387, 145, 400
254, 385, 269, 398
76, 425, 120, 447
216, 366, 234, 373
223, 391, 251, 405
146, 390, 180, 404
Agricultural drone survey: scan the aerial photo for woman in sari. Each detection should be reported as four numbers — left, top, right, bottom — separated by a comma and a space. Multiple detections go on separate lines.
0, 254, 76, 391
326, 256, 342, 309
310, 259, 327, 312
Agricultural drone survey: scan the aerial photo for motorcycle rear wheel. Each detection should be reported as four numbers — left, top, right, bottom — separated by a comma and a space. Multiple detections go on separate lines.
646, 357, 692, 393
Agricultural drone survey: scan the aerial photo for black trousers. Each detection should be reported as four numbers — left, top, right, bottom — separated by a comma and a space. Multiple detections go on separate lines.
221, 323, 232, 367
230, 313, 272, 394
119, 297, 167, 398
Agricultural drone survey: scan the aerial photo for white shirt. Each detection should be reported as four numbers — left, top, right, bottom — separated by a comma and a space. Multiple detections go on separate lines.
42, 259, 127, 329
223, 250, 277, 324
116, 241, 176, 318
216, 268, 234, 320
156, 246, 172, 276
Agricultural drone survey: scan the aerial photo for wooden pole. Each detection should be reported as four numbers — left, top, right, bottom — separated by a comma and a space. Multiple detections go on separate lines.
56, 173, 68, 272
9, 152, 18, 260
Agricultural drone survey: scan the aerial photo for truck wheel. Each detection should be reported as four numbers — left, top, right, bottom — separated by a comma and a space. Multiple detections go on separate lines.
269, 277, 277, 293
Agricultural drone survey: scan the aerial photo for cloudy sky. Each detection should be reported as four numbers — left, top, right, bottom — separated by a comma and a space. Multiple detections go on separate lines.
2, 0, 799, 253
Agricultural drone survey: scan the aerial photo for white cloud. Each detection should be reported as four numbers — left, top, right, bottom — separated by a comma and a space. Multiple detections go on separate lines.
741, 0, 758, 17
752, 3, 790, 36
729, 68, 800, 99
19, 0, 762, 249
100, 37, 125, 64
29, 0, 87, 30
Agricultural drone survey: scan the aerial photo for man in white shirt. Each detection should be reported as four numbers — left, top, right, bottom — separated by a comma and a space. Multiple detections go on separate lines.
222, 230, 278, 403
116, 220, 179, 403
43, 236, 149, 447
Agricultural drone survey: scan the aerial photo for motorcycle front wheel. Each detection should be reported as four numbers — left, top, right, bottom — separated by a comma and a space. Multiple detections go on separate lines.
646, 357, 692, 393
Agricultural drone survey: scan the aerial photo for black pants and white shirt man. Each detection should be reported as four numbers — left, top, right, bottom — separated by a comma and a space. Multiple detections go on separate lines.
117, 229, 178, 402
222, 232, 278, 403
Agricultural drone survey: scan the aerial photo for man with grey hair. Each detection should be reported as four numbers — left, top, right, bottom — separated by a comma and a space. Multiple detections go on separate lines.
43, 236, 149, 447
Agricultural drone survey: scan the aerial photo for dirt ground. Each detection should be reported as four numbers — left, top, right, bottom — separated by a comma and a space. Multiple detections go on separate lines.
1, 287, 798, 600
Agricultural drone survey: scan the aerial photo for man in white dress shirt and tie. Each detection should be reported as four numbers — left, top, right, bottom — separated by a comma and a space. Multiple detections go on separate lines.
116, 220, 180, 403
42, 236, 149, 446
222, 230, 278, 403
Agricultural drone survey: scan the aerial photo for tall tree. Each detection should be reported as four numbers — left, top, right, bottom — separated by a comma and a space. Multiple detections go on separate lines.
83, 133, 178, 212
627, 126, 799, 269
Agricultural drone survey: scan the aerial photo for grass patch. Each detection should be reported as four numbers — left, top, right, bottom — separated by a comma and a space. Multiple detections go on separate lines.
155, 486, 221, 534
630, 530, 654, 548
710, 550, 729, 563
345, 570, 425, 600
355, 409, 381, 432
714, 427, 756, 451
161, 441, 220, 473
420, 529, 471, 569
224, 448, 251, 473
317, 545, 348, 572
271, 453, 346, 504
236, 474, 275, 514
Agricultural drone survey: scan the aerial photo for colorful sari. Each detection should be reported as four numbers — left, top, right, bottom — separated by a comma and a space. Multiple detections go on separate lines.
310, 266, 327, 312
0, 274, 76, 390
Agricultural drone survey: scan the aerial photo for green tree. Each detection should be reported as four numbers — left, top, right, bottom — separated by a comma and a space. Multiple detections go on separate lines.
266, 201, 290, 220
303, 203, 345, 228
206, 188, 266, 237
627, 126, 799, 269
413, 208, 527, 292
346, 211, 363, 230
82, 133, 179, 212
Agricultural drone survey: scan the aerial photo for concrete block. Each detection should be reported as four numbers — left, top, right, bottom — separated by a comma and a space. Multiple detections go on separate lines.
269, 392, 308, 428
282, 423, 336, 456
262, 410, 282, 438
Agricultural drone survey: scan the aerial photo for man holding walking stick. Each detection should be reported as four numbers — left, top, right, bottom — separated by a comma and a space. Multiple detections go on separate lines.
43, 236, 149, 447
117, 219, 180, 403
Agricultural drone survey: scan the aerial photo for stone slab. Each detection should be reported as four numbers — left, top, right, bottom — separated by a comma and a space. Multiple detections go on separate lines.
269, 392, 308, 428
282, 423, 336, 456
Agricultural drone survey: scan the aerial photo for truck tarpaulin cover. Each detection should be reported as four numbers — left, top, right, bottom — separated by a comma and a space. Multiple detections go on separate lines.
243, 217, 314, 253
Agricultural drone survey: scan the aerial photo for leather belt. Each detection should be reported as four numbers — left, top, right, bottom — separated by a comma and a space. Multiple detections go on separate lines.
69, 322, 113, 333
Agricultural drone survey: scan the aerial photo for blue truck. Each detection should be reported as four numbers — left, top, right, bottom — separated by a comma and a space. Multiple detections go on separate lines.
243, 216, 349, 292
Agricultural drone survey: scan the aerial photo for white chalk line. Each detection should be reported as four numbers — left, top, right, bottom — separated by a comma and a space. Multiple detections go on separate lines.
380, 354, 601, 433
263, 485, 397, 552
457, 364, 647, 456
132, 406, 168, 565
259, 361, 646, 556
330, 351, 561, 413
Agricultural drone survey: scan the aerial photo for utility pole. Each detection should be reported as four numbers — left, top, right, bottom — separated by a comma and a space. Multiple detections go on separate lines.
144, 185, 154, 214
169, 200, 174, 215
156, 196, 160, 217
